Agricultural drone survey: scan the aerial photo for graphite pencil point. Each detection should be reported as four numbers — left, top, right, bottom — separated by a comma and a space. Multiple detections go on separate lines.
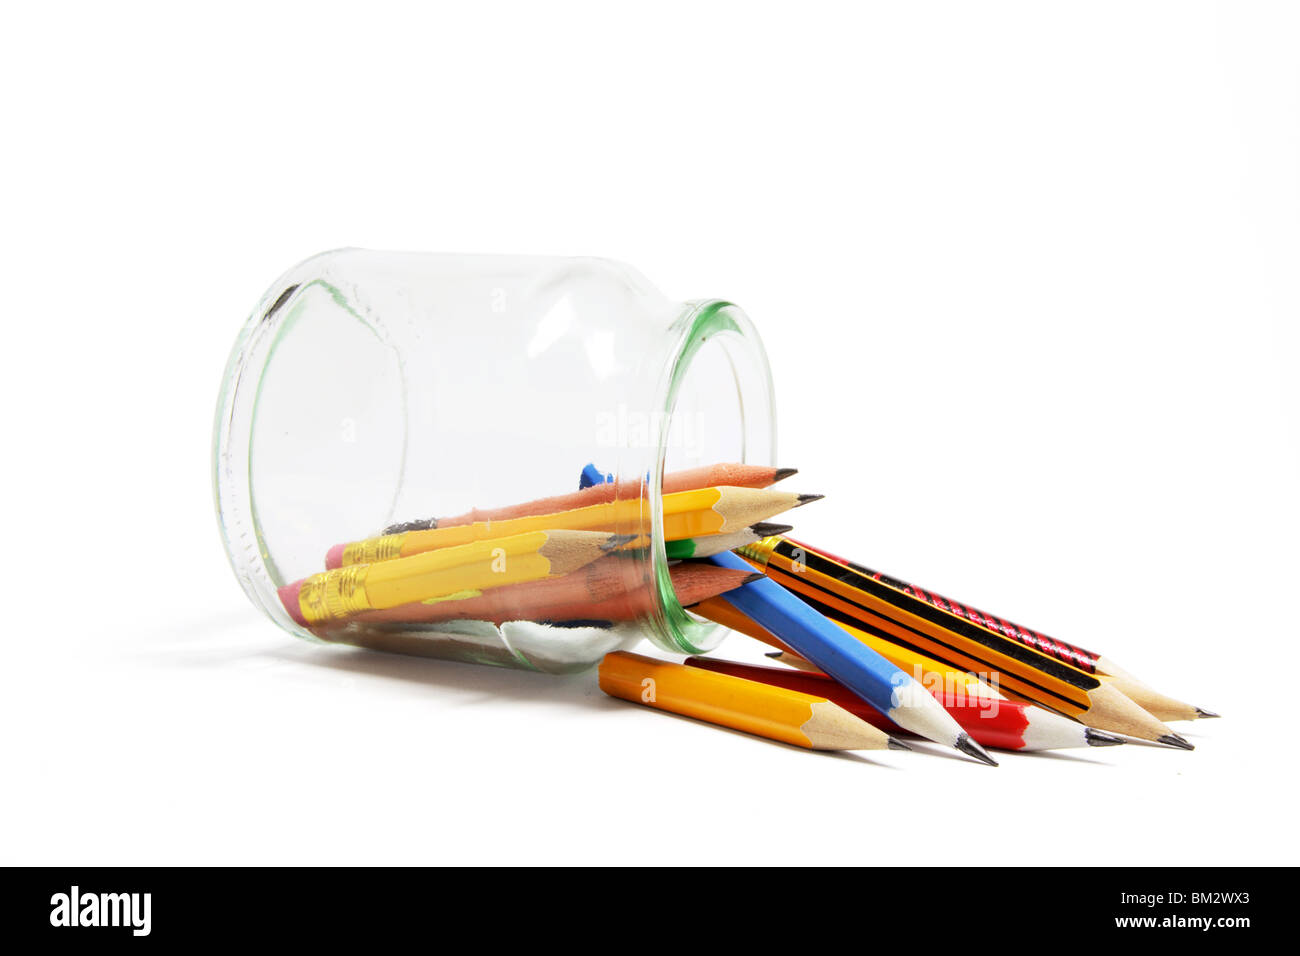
1195, 707, 1221, 719
742, 572, 764, 585
749, 522, 795, 537
794, 493, 825, 507
764, 650, 784, 660
887, 737, 913, 752
1158, 733, 1196, 751
601, 533, 641, 550
382, 516, 437, 534
955, 733, 999, 766
1083, 727, 1127, 747
772, 467, 799, 483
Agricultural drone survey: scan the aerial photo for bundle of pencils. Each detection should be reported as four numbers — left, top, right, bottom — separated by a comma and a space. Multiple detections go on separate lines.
275, 463, 811, 646
279, 460, 1215, 765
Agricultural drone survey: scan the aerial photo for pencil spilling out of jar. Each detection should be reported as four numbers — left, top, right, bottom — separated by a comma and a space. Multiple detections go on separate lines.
214, 251, 1215, 764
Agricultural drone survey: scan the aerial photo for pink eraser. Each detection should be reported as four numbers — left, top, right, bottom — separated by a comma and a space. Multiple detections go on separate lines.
325, 543, 345, 570
278, 580, 307, 627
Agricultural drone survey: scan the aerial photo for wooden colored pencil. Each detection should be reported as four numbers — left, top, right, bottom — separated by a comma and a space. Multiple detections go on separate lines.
702, 551, 998, 764
691, 594, 1001, 701
279, 529, 621, 627
389, 463, 797, 532
328, 486, 819, 569
684, 657, 1126, 751
598, 651, 904, 752
664, 522, 794, 560
787, 537, 1214, 721
352, 561, 759, 626
736, 536, 1193, 748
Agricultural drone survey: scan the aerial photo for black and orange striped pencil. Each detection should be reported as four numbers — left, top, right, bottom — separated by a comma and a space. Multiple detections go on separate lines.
781, 537, 1214, 722
733, 535, 1194, 748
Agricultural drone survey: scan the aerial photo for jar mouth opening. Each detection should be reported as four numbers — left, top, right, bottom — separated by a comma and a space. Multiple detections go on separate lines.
212, 269, 349, 638
644, 300, 778, 656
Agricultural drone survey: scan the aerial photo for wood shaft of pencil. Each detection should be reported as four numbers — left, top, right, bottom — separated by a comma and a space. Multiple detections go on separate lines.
434, 463, 795, 528
1071, 682, 1180, 741
1095, 659, 1203, 722
598, 651, 892, 751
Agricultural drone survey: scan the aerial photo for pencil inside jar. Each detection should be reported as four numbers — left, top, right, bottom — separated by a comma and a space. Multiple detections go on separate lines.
274, 463, 810, 671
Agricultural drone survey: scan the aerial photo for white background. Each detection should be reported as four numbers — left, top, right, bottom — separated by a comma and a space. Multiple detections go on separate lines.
2, 2, 1296, 866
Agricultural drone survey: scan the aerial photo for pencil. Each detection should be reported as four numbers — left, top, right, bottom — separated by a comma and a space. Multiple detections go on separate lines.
388, 463, 798, 533
788, 538, 1214, 721
691, 594, 1002, 701
685, 657, 1126, 751
279, 529, 622, 627
328, 486, 819, 569
703, 551, 999, 765
598, 651, 904, 752
665, 522, 794, 560
352, 561, 759, 626
737, 536, 1193, 748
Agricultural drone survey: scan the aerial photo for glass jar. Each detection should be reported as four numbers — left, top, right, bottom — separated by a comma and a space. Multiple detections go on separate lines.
213, 250, 776, 673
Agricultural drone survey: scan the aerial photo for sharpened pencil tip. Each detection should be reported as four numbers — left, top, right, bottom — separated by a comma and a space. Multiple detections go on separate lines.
1195, 707, 1220, 719
764, 651, 783, 660
1084, 727, 1127, 747
772, 467, 798, 483
749, 522, 794, 537
601, 533, 640, 550
741, 572, 764, 585
382, 517, 437, 534
1158, 733, 1196, 751
955, 733, 998, 766
887, 736, 912, 752
795, 493, 825, 507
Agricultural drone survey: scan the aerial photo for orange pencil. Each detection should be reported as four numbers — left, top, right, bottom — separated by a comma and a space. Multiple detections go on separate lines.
353, 560, 759, 626
598, 651, 904, 751
386, 463, 796, 532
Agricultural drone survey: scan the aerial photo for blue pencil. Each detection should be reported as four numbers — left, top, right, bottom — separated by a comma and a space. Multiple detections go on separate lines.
578, 463, 613, 489
704, 551, 997, 765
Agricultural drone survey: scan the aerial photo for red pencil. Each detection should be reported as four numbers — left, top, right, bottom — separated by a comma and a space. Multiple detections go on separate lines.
684, 657, 1126, 752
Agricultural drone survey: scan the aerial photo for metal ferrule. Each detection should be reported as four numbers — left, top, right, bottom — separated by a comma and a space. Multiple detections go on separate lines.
342, 533, 406, 567
734, 536, 779, 567
298, 564, 373, 624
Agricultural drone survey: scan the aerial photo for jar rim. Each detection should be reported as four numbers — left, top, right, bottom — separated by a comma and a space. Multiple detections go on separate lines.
642, 299, 778, 656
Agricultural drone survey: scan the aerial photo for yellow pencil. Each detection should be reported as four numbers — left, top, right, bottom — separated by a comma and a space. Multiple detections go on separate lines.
327, 486, 821, 568
598, 651, 905, 751
280, 529, 621, 627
